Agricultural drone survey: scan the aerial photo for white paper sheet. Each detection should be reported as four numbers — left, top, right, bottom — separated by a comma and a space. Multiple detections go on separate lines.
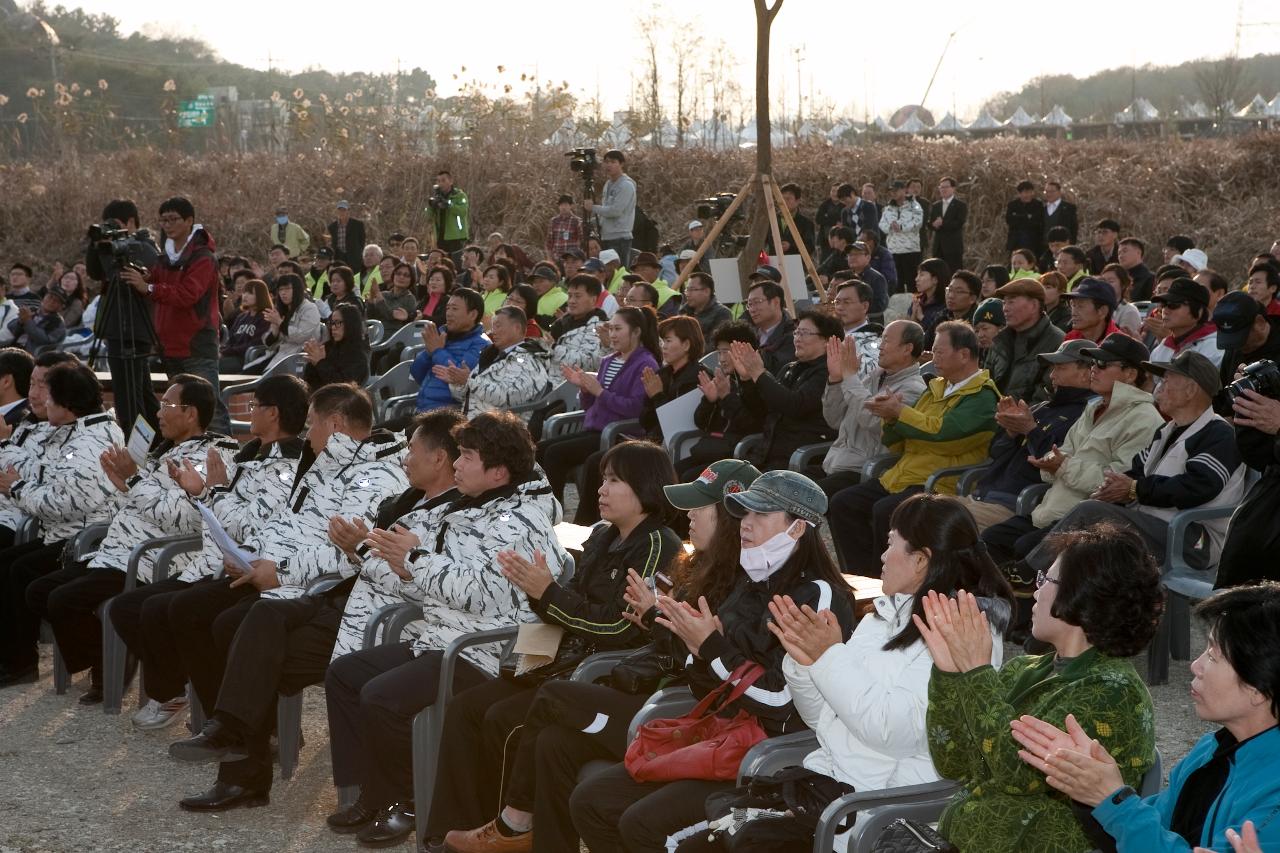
125, 415, 155, 466
656, 388, 704, 460
196, 502, 256, 572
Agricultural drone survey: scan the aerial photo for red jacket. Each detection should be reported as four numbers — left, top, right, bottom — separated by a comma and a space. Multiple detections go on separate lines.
1064, 320, 1120, 344
148, 227, 221, 358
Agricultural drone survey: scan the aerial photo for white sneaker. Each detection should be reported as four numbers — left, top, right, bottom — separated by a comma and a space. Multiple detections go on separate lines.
132, 696, 190, 731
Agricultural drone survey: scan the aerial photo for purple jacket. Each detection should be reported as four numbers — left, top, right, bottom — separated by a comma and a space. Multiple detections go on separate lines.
582, 349, 660, 432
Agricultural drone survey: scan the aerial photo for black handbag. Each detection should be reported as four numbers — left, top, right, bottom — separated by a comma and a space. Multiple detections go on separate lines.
498, 633, 593, 687
871, 818, 958, 853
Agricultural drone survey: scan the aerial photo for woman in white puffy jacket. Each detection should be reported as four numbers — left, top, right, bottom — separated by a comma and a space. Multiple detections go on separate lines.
708, 494, 1014, 852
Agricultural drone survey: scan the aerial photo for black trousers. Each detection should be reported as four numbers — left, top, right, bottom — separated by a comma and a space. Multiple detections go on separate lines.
0, 540, 66, 672
504, 680, 649, 853
324, 642, 488, 810
827, 480, 924, 576
424, 676, 537, 838
893, 252, 922, 293
214, 595, 344, 791
980, 514, 1050, 566
109, 577, 192, 702
167, 577, 259, 712
536, 430, 602, 503
814, 469, 862, 499
106, 341, 159, 440
570, 761, 732, 853
42, 567, 126, 676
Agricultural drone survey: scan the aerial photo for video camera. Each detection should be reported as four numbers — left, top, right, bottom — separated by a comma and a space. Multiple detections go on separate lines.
1225, 359, 1280, 405
87, 222, 160, 276
565, 147, 598, 196
695, 192, 741, 223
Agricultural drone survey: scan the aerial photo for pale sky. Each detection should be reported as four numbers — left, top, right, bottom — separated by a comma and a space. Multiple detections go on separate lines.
54, 0, 1275, 121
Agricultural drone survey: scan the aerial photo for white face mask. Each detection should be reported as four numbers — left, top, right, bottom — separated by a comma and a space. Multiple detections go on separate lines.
740, 519, 809, 582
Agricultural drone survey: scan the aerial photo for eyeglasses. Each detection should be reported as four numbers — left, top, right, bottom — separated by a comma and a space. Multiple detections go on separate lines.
1035, 570, 1060, 589
159, 215, 185, 225
246, 400, 277, 413
945, 286, 974, 295
1090, 359, 1121, 370
159, 401, 190, 411
745, 298, 769, 308
792, 329, 822, 338
330, 320, 345, 328
832, 298, 862, 307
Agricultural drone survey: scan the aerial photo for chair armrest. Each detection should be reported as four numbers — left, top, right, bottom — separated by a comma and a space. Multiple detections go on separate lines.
1164, 504, 1238, 573
861, 453, 900, 481
124, 534, 199, 592
628, 686, 697, 741
1015, 483, 1051, 516
435, 626, 521, 708
737, 730, 819, 785
68, 522, 111, 564
925, 462, 991, 495
544, 411, 585, 439
153, 536, 203, 581
380, 393, 418, 425
362, 602, 422, 649
572, 647, 650, 684
789, 442, 833, 473
814, 779, 961, 853
304, 571, 345, 595
600, 418, 644, 452
668, 429, 702, 461
734, 433, 765, 458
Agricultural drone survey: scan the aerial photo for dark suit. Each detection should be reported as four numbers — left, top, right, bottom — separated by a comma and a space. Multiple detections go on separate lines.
1005, 197, 1046, 254
1043, 199, 1078, 245
929, 197, 967, 273
770, 211, 816, 257
327, 217, 367, 271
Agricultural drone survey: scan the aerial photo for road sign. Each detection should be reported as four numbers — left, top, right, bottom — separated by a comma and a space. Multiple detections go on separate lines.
178, 95, 216, 128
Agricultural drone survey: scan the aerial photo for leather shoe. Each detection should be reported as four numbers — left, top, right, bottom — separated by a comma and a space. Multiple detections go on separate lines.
0, 664, 38, 688
79, 684, 104, 705
178, 781, 269, 812
326, 800, 378, 834
356, 803, 416, 848
168, 719, 250, 763
444, 819, 532, 853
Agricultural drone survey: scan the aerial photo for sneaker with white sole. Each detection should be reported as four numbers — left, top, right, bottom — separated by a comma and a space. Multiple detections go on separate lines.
132, 696, 190, 730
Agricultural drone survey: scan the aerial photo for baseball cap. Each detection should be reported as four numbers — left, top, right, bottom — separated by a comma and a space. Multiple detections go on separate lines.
687, 219, 704, 231
750, 265, 782, 284
1038, 338, 1096, 365
677, 249, 697, 262
845, 241, 871, 255
529, 263, 560, 282
1060, 277, 1118, 310
1151, 278, 1209, 308
560, 247, 586, 260
43, 288, 68, 306
632, 252, 661, 270
316, 247, 334, 258
994, 279, 1046, 303
890, 179, 907, 189
664, 459, 762, 510
336, 200, 350, 209
598, 249, 621, 265
1081, 333, 1150, 367
582, 258, 605, 273
1095, 218, 1121, 232
1213, 291, 1261, 351
724, 470, 827, 525
1171, 248, 1208, 272
973, 298, 1006, 327
1142, 350, 1221, 398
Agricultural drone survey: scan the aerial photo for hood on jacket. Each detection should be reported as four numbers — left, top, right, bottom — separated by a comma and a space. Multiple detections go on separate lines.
165, 225, 214, 265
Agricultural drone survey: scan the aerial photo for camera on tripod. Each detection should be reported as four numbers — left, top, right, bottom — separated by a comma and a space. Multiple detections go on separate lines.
565, 147, 598, 195
695, 192, 741, 223
87, 222, 160, 274
427, 185, 452, 212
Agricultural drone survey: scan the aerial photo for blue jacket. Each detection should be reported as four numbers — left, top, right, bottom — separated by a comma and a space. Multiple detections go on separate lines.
1093, 726, 1280, 852
410, 324, 490, 412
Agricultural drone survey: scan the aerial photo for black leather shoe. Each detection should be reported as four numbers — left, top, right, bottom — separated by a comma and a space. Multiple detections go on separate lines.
79, 684, 104, 705
357, 803, 416, 848
327, 800, 379, 834
178, 781, 269, 812
0, 664, 38, 688
168, 719, 250, 763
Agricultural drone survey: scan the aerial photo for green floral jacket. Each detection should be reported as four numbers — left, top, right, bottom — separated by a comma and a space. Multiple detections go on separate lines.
927, 649, 1155, 853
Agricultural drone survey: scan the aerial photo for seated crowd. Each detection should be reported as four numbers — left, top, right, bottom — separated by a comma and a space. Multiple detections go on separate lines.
0, 188, 1279, 853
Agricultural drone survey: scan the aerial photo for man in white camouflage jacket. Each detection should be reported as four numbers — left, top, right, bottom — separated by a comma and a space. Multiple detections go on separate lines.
24, 373, 235, 704
108, 374, 310, 730
0, 358, 123, 689
164, 383, 407, 755
170, 408, 465, 812
449, 306, 553, 418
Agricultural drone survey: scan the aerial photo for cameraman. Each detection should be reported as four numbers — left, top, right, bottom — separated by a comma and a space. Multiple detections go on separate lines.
583, 149, 636, 263
1218, 370, 1280, 587
87, 199, 159, 438
426, 169, 470, 255
118, 197, 231, 435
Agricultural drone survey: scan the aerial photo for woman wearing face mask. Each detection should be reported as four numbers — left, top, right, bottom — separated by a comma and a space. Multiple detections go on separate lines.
685, 494, 1013, 852
572, 470, 857, 853
435, 459, 760, 853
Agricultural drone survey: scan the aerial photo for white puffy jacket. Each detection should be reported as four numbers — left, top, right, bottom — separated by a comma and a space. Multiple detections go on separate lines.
550, 313, 609, 373
9, 413, 124, 542
0, 418, 55, 533
454, 340, 554, 417
878, 200, 924, 255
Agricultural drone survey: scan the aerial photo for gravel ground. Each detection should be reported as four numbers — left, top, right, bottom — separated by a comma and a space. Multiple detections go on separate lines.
0, 490, 1216, 852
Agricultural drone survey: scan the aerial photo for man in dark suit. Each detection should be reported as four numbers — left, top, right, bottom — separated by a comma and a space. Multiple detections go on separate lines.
929, 176, 967, 273
1043, 180, 1078, 245
0, 347, 33, 429
327, 200, 367, 272
770, 182, 816, 258
1005, 180, 1046, 257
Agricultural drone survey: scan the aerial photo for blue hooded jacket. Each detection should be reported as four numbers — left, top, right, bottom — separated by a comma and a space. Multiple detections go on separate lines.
410, 323, 490, 412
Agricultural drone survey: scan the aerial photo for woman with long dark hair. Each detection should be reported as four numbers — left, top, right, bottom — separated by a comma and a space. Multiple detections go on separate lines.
221, 279, 273, 373
479, 263, 513, 319
912, 257, 951, 351
302, 303, 370, 390
262, 273, 321, 371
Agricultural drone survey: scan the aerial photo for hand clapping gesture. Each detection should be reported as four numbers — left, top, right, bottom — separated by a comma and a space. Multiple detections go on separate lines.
328, 515, 371, 561
168, 458, 207, 497
620, 567, 658, 627
766, 594, 843, 666
0, 465, 20, 496
864, 390, 905, 421
498, 549, 556, 600
421, 320, 445, 353
1028, 443, 1067, 474
367, 524, 421, 579
728, 341, 766, 381
995, 395, 1036, 436
100, 445, 140, 493
303, 338, 325, 364
912, 589, 992, 673
432, 360, 471, 385
654, 594, 723, 655
263, 307, 283, 328
640, 366, 664, 398
1090, 468, 1134, 503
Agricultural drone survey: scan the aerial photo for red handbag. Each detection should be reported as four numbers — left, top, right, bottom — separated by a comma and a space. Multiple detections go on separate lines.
624, 662, 769, 782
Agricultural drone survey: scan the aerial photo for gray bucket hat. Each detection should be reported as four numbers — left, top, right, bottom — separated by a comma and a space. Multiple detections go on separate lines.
724, 470, 827, 525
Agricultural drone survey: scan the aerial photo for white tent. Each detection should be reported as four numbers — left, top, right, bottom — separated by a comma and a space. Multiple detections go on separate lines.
1236, 94, 1270, 117
967, 110, 1001, 129
1040, 104, 1073, 126
872, 115, 893, 132
895, 112, 930, 133
1005, 106, 1037, 127
933, 111, 963, 131
1267, 94, 1280, 117
1115, 98, 1159, 123
1177, 98, 1210, 118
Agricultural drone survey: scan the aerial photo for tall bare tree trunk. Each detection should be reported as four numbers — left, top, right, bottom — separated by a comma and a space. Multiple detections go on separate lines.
738, 0, 784, 283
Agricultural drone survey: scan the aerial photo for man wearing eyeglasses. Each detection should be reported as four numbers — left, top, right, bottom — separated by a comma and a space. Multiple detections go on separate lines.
119, 196, 231, 435
679, 272, 732, 339
744, 277, 795, 377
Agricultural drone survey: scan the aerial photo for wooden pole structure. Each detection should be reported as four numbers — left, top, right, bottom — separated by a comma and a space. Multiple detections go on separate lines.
768, 176, 826, 300
759, 175, 797, 315
670, 174, 757, 294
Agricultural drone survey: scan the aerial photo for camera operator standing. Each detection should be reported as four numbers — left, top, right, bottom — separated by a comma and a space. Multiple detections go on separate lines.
87, 199, 159, 438
118, 197, 231, 435
1216, 361, 1280, 587
583, 149, 636, 263
425, 169, 470, 255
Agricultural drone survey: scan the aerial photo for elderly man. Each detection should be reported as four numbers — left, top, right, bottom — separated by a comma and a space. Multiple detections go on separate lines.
827, 321, 999, 575
1024, 350, 1245, 572
985, 278, 1066, 404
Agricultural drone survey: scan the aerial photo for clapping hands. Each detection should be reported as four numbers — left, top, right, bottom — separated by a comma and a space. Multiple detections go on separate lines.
912, 589, 992, 673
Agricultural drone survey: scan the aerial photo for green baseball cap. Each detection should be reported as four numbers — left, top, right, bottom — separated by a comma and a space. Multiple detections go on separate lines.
664, 459, 762, 510
724, 470, 828, 525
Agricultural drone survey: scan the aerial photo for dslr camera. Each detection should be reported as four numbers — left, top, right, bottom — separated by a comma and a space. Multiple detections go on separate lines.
1225, 359, 1280, 405
87, 222, 160, 276
427, 185, 452, 211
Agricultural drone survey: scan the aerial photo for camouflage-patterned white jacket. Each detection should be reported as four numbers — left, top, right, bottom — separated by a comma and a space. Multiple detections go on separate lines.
9, 413, 124, 543
549, 311, 609, 373
453, 340, 554, 417
252, 430, 408, 600
0, 416, 55, 533
88, 434, 241, 582
406, 472, 566, 674
176, 437, 307, 584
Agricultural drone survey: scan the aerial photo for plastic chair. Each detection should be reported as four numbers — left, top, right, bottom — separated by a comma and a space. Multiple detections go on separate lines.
699, 351, 720, 373
600, 418, 644, 452
734, 433, 765, 458
365, 361, 419, 425
275, 571, 346, 780
51, 524, 111, 695
370, 320, 428, 356
789, 442, 833, 474
860, 453, 901, 481
1014, 482, 1050, 516
221, 353, 309, 433
924, 461, 992, 496
365, 319, 385, 346
737, 730, 819, 785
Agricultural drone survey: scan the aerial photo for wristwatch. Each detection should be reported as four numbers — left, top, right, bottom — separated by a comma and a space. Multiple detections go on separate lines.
1109, 785, 1138, 806
1127, 479, 1139, 503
